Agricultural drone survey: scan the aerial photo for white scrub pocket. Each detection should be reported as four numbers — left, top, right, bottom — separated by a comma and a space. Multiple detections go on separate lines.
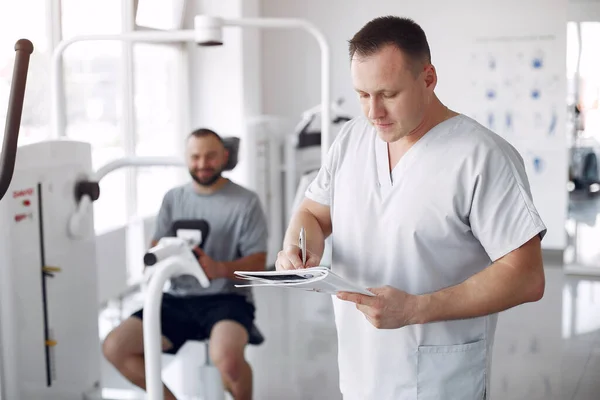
417, 339, 486, 399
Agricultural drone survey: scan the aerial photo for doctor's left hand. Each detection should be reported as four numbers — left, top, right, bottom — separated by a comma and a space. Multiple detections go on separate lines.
337, 286, 419, 329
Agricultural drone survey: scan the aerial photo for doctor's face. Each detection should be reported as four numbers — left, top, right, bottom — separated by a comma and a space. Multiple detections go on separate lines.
351, 44, 436, 143
185, 135, 228, 187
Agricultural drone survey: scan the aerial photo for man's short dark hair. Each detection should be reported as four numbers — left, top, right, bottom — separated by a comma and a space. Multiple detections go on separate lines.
187, 128, 224, 145
348, 16, 431, 75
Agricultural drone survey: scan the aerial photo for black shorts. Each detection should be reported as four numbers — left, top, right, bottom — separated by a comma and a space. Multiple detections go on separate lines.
131, 293, 255, 354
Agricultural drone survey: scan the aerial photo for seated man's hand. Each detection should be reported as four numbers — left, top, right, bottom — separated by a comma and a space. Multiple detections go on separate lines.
193, 248, 226, 280
275, 244, 321, 270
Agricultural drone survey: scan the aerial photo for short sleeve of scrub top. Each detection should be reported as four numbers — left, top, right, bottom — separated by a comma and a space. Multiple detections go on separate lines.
304, 119, 355, 207
467, 134, 547, 262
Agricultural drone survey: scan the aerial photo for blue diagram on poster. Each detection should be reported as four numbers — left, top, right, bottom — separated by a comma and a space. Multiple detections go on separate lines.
505, 111, 513, 132
488, 54, 496, 70
532, 49, 544, 69
488, 112, 495, 130
469, 35, 560, 145
533, 156, 544, 173
468, 33, 564, 251
548, 108, 557, 136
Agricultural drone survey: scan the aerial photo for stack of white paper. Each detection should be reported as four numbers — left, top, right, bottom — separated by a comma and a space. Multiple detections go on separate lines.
234, 267, 374, 296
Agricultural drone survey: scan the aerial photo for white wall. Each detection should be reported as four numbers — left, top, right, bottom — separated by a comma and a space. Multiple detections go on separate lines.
569, 0, 600, 21
260, 0, 569, 250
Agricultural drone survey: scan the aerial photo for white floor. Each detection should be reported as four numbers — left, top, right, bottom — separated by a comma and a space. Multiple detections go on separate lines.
99, 192, 600, 399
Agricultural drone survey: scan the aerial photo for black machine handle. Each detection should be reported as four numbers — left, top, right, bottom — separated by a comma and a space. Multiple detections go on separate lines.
0, 39, 34, 201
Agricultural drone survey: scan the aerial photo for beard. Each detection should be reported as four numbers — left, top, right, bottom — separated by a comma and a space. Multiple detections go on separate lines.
189, 168, 223, 187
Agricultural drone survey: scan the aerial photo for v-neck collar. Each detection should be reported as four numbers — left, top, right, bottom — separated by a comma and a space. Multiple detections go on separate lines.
375, 115, 462, 189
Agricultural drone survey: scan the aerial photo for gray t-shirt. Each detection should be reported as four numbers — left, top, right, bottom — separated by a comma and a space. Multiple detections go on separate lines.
152, 180, 268, 302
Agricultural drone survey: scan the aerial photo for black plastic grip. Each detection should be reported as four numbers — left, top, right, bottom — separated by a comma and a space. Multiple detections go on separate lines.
0, 39, 34, 201
143, 253, 158, 266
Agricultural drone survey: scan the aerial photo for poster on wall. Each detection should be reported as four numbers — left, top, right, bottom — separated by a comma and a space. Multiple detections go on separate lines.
465, 33, 567, 250
466, 34, 563, 147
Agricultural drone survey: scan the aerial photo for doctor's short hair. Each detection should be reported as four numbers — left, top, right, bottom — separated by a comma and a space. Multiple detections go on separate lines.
187, 128, 225, 145
348, 16, 431, 75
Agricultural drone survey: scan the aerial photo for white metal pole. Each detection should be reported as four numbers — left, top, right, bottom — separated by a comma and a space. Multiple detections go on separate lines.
67, 157, 185, 238
51, 19, 331, 157
143, 256, 210, 400
142, 267, 166, 400
221, 17, 331, 163
93, 156, 184, 181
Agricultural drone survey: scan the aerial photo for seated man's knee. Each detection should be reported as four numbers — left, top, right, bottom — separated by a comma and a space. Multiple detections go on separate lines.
211, 347, 245, 382
102, 317, 144, 366
102, 331, 124, 366
209, 320, 249, 377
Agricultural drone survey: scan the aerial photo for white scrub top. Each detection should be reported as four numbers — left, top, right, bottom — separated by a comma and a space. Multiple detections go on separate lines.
305, 115, 546, 400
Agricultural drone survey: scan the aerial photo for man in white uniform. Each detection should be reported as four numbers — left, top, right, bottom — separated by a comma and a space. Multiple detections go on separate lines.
276, 16, 546, 399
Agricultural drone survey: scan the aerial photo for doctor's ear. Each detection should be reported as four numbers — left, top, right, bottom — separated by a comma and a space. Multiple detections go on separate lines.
423, 64, 437, 90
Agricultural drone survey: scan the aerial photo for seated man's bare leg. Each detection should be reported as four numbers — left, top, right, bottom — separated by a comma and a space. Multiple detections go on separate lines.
102, 317, 178, 400
209, 320, 252, 400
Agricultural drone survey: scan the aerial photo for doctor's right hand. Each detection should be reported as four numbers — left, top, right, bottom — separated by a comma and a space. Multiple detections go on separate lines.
275, 245, 320, 270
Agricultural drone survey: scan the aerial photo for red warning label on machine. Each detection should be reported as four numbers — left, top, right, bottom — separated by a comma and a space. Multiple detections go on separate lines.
14, 213, 32, 222
13, 188, 34, 198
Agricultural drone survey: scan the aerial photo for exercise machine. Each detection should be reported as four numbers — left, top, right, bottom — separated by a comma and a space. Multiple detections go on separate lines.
142, 233, 211, 400
0, 38, 35, 400
0, 39, 32, 201
283, 98, 352, 221
0, 38, 110, 400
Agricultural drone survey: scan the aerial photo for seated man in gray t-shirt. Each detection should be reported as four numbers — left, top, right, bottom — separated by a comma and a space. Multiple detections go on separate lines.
102, 128, 268, 400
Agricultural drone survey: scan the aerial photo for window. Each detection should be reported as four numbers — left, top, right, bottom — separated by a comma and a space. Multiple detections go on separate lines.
61, 0, 126, 233
569, 21, 600, 142
134, 43, 186, 218
2, 1, 186, 237
136, 0, 186, 31
0, 1, 51, 147
578, 22, 600, 141
60, 1, 186, 234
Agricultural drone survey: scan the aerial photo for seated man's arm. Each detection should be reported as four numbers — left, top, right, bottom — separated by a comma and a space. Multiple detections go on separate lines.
219, 194, 269, 278
218, 252, 267, 279
146, 191, 174, 265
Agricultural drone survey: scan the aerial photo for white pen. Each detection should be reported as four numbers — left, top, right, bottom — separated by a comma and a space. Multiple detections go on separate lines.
299, 226, 306, 266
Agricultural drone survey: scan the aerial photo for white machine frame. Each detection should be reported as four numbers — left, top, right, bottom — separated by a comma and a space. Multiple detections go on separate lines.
141, 237, 212, 400
2, 13, 333, 400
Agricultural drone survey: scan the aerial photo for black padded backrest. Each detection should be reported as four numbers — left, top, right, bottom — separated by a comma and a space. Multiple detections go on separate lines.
169, 219, 210, 249
223, 137, 240, 171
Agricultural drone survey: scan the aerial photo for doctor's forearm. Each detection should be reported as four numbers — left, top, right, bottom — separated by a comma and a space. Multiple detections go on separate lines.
413, 247, 545, 324
283, 209, 327, 257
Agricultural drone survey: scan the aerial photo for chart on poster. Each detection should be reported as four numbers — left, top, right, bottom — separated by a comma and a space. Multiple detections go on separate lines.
463, 33, 567, 250
466, 34, 562, 145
